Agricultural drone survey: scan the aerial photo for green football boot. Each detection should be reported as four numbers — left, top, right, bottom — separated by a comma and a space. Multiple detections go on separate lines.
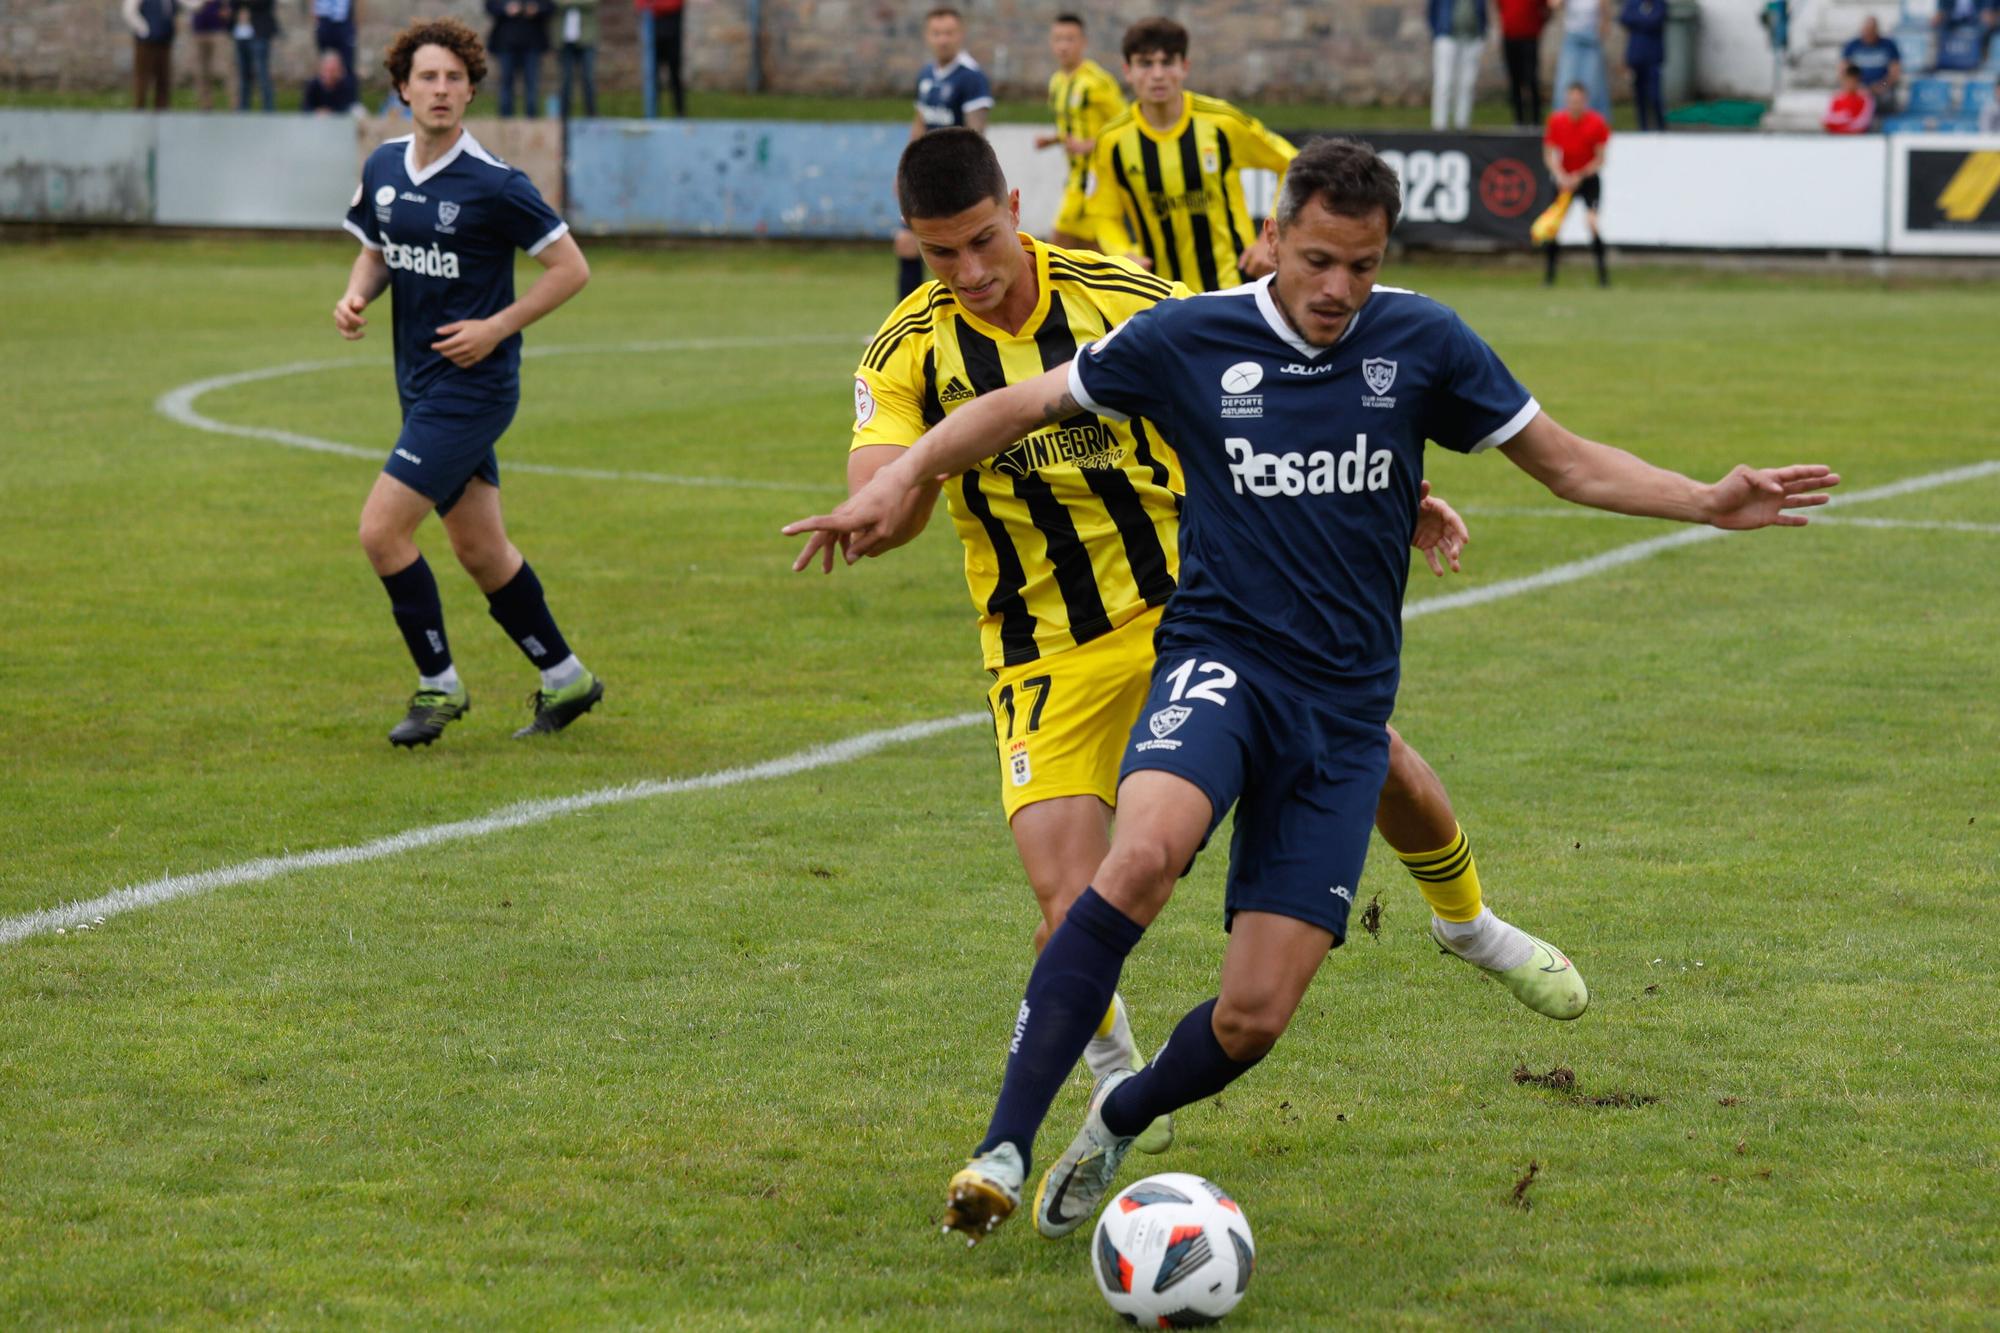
1435, 923, 1590, 1021
513, 670, 604, 738
388, 684, 470, 748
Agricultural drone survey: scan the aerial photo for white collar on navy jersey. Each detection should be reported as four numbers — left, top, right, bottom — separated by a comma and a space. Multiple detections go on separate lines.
927, 51, 979, 79
403, 129, 495, 187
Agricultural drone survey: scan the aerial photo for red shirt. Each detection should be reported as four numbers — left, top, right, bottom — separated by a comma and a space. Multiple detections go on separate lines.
634, 0, 683, 12
1544, 109, 1611, 174
1822, 89, 1875, 134
1498, 0, 1550, 39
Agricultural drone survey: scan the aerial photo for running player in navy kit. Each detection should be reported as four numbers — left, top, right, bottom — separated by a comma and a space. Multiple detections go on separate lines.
788, 137, 1841, 1243
894, 6, 995, 299
336, 18, 603, 746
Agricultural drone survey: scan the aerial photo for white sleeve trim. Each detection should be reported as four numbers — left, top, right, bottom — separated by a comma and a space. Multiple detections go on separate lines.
1068, 358, 1128, 423
962, 96, 996, 113
1471, 396, 1540, 453
525, 221, 570, 257
343, 218, 382, 251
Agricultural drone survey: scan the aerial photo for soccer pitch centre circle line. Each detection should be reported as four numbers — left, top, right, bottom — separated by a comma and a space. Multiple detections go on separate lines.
153, 335, 862, 494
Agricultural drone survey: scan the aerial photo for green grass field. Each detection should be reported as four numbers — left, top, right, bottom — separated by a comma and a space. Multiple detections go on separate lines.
2, 235, 1995, 1328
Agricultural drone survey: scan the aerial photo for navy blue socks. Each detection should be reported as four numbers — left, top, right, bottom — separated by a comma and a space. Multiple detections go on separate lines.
485, 562, 572, 670
380, 554, 452, 679
1100, 998, 1264, 1139
976, 888, 1145, 1171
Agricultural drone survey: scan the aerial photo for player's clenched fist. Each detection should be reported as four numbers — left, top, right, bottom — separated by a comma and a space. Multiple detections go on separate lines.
333, 292, 369, 340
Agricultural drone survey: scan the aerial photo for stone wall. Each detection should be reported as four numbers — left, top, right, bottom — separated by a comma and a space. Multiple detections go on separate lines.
5, 1, 1512, 105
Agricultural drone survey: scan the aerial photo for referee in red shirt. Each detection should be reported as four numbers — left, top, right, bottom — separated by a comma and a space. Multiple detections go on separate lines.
1543, 81, 1611, 287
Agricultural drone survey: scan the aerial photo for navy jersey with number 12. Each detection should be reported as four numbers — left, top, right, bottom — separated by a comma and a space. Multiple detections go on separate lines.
344, 132, 568, 403
1068, 277, 1538, 723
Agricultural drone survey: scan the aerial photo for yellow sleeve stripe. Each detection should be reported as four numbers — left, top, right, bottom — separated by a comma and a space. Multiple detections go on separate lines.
863, 287, 955, 373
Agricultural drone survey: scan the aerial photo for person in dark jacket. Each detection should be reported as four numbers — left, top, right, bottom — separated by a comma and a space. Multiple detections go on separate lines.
123, 0, 191, 110
1620, 0, 1668, 131
487, 0, 554, 118
228, 0, 279, 112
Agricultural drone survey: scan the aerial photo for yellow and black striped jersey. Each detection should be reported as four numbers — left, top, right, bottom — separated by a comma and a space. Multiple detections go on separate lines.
851, 235, 1192, 670
1086, 92, 1296, 292
1048, 58, 1126, 189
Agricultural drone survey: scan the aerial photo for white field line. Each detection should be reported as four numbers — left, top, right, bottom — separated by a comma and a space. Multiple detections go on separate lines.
152, 335, 859, 494
0, 714, 985, 947
1409, 458, 2000, 620
6, 456, 1991, 946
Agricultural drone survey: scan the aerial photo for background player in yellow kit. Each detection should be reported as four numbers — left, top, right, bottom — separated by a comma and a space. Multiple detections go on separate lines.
1085, 17, 1293, 289
1035, 14, 1124, 251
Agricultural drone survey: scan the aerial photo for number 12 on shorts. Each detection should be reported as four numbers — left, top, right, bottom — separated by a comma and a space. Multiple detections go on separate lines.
1163, 658, 1237, 707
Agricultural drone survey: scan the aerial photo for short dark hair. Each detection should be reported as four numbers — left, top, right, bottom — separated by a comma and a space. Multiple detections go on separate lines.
925, 6, 962, 23
1054, 13, 1085, 28
898, 128, 1008, 220
1568, 80, 1588, 95
1275, 137, 1402, 234
384, 18, 487, 89
1841, 62, 1862, 78
1122, 17, 1189, 62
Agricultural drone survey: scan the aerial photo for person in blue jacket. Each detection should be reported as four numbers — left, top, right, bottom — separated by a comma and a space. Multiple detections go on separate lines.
1620, 0, 1668, 131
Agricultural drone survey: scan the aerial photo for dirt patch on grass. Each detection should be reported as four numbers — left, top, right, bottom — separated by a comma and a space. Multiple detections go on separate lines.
1359, 892, 1383, 941
1573, 1089, 1660, 1108
1513, 1063, 1576, 1091
1513, 1064, 1659, 1107
1510, 1160, 1539, 1209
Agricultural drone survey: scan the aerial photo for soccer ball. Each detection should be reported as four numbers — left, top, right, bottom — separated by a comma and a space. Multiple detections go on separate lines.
1091, 1172, 1254, 1327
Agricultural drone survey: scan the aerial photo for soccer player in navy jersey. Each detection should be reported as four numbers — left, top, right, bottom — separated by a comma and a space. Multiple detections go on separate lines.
894, 6, 994, 299
789, 136, 1841, 1244
335, 18, 603, 746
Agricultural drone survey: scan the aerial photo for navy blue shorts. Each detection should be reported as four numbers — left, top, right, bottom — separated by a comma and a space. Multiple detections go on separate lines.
383, 388, 517, 516
1120, 639, 1391, 944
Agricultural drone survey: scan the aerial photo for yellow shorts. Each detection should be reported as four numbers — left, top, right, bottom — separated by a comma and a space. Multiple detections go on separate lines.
1052, 180, 1093, 238
987, 605, 1163, 822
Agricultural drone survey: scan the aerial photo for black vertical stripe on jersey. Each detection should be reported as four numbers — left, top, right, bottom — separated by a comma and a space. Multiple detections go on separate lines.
1176, 124, 1221, 292
920, 348, 944, 428
1128, 415, 1172, 493
1032, 293, 1174, 615
960, 471, 1040, 664
959, 316, 1113, 649
1213, 129, 1252, 261
1110, 145, 1158, 273
1137, 136, 1183, 283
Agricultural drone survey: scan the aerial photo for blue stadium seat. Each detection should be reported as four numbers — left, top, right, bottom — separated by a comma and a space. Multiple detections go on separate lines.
1935, 23, 1985, 71
1967, 80, 1997, 115
1907, 78, 1959, 116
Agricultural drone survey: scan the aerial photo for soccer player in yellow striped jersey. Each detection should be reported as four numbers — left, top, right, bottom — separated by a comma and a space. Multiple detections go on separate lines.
1035, 14, 1125, 251
1085, 17, 1296, 292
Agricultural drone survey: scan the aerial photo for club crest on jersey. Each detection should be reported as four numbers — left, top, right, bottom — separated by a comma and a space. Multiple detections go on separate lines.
1202, 147, 1219, 174
1149, 705, 1192, 739
1008, 740, 1032, 787
437, 199, 460, 233
1220, 360, 1264, 419
1362, 358, 1399, 408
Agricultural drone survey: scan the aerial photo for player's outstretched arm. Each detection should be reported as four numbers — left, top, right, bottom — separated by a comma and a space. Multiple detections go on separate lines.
333, 247, 389, 340
432, 233, 589, 369
1500, 411, 1840, 529
783, 364, 1075, 565
790, 445, 946, 573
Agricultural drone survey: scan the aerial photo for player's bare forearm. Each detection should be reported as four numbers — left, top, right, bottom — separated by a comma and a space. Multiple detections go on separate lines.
905, 364, 1077, 483
344, 248, 389, 304
1502, 411, 1839, 529
847, 445, 941, 556
493, 234, 590, 339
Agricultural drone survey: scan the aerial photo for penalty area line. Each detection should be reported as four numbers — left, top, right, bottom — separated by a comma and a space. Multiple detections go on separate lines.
0, 713, 986, 948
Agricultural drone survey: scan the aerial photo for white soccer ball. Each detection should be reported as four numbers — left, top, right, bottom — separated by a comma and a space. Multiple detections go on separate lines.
1091, 1172, 1254, 1327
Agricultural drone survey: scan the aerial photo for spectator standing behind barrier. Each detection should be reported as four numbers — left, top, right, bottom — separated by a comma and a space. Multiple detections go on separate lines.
313, 0, 360, 85
228, 0, 278, 112
304, 48, 361, 115
1930, 0, 1999, 70
1551, 0, 1610, 119
488, 0, 552, 118
1620, 0, 1666, 130
189, 0, 228, 110
1499, 0, 1549, 125
1822, 64, 1875, 133
635, 0, 687, 118
556, 0, 598, 117
1543, 81, 1610, 286
1841, 16, 1902, 111
895, 7, 993, 297
1429, 0, 1488, 130
123, 0, 190, 111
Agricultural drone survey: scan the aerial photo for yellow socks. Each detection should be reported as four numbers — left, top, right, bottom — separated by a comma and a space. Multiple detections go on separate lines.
1397, 824, 1482, 923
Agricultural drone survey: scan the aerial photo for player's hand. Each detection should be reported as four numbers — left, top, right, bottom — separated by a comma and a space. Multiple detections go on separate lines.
1034, 133, 1059, 149
1412, 479, 1469, 576
782, 467, 912, 569
431, 318, 506, 368
1237, 237, 1277, 279
1064, 135, 1094, 156
333, 292, 369, 340
1700, 464, 1841, 530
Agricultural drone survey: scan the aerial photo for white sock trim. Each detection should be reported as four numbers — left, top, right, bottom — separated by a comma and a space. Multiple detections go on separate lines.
1434, 908, 1535, 971
419, 666, 460, 692
540, 654, 584, 691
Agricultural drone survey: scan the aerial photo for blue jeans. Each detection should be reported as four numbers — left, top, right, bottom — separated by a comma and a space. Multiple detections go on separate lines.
497, 48, 542, 118
1630, 60, 1664, 129
559, 43, 596, 118
234, 36, 273, 112
1555, 31, 1610, 119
